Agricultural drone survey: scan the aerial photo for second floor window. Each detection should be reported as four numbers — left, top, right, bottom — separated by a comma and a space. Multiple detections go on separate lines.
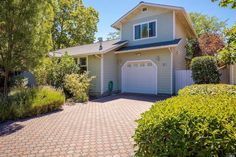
134, 20, 156, 40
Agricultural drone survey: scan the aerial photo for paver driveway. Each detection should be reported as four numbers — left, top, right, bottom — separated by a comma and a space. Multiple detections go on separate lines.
0, 94, 168, 157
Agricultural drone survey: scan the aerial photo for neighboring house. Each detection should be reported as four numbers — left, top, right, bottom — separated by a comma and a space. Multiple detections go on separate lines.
52, 2, 197, 96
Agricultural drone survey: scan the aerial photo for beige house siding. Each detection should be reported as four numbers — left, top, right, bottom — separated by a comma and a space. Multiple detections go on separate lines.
103, 51, 119, 94
117, 49, 172, 94
88, 55, 101, 96
121, 8, 174, 46
174, 17, 188, 70
234, 64, 236, 84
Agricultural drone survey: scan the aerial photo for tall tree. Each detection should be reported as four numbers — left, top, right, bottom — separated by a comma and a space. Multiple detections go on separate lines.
211, 0, 236, 66
198, 33, 225, 56
211, 0, 236, 8
189, 12, 227, 36
0, 0, 53, 97
106, 31, 120, 41
51, 0, 99, 50
218, 23, 236, 66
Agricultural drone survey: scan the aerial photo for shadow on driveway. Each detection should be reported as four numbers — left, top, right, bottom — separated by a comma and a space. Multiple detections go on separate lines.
0, 109, 63, 137
92, 93, 171, 103
0, 122, 24, 137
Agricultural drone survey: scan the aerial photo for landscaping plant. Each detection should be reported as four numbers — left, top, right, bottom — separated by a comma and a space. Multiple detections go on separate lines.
64, 73, 94, 102
134, 94, 236, 156
0, 86, 65, 122
178, 84, 236, 96
191, 56, 220, 84
33, 54, 79, 88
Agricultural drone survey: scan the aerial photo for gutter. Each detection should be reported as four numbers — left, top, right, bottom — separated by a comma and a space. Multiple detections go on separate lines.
115, 44, 179, 54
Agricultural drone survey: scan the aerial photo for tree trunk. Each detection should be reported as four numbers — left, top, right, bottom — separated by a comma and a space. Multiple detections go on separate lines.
3, 70, 9, 99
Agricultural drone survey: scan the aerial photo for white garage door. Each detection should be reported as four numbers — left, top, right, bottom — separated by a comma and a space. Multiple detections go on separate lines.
122, 60, 157, 94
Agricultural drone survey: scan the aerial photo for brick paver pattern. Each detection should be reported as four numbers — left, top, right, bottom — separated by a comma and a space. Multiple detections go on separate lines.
0, 94, 167, 157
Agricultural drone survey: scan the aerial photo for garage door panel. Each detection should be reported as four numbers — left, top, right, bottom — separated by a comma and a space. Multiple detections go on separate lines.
122, 60, 157, 94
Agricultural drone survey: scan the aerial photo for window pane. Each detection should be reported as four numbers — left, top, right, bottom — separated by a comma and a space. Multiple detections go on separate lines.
79, 57, 86, 66
80, 67, 87, 73
141, 23, 148, 38
149, 22, 156, 37
135, 25, 141, 40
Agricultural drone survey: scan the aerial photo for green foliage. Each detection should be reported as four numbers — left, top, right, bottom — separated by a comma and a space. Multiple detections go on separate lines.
178, 84, 236, 96
134, 94, 236, 157
189, 12, 227, 36
48, 54, 80, 88
106, 31, 120, 41
212, 0, 236, 8
191, 56, 220, 84
185, 38, 200, 59
33, 58, 53, 86
51, 0, 99, 50
64, 73, 94, 102
33, 54, 79, 89
11, 76, 29, 89
0, 0, 54, 96
0, 86, 65, 122
217, 23, 236, 65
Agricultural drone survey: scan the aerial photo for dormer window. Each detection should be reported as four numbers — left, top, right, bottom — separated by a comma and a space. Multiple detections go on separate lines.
134, 20, 157, 40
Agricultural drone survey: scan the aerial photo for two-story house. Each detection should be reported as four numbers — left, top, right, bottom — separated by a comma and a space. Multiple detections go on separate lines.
52, 2, 197, 96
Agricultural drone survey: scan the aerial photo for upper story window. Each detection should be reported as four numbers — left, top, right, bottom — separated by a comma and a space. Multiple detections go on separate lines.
134, 20, 157, 40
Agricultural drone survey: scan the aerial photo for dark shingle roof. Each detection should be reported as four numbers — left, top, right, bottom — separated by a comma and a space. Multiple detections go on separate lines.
117, 38, 181, 52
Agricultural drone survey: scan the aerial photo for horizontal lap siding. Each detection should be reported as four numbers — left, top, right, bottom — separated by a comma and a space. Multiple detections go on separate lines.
88, 55, 101, 96
174, 17, 187, 70
121, 8, 173, 46
117, 49, 171, 94
103, 51, 119, 94
234, 64, 236, 84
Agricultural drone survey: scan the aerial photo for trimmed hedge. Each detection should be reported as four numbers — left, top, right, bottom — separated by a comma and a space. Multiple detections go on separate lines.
134, 95, 236, 156
191, 56, 220, 84
0, 86, 65, 122
179, 84, 236, 96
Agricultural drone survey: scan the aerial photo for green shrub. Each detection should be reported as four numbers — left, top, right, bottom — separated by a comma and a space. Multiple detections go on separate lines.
179, 84, 236, 96
33, 58, 53, 86
64, 73, 94, 102
48, 54, 79, 88
191, 56, 220, 84
33, 54, 79, 88
134, 95, 236, 157
0, 86, 65, 122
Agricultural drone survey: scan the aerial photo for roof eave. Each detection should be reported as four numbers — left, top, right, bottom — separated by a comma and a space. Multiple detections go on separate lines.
115, 44, 178, 54
111, 2, 183, 30
111, 2, 197, 38
50, 41, 128, 57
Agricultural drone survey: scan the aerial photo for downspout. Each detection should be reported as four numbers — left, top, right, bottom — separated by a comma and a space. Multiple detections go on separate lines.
101, 54, 104, 95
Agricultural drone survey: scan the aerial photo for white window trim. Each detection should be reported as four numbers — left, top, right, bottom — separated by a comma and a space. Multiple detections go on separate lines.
78, 56, 88, 70
133, 19, 157, 41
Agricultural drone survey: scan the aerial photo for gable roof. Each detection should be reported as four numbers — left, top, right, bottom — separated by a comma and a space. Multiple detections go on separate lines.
111, 1, 197, 38
116, 38, 182, 53
50, 40, 128, 57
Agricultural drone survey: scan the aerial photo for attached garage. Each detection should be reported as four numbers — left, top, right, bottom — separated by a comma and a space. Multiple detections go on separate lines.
121, 60, 157, 94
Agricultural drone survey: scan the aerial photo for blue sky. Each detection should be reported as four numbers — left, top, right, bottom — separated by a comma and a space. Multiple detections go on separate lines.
83, 0, 236, 40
